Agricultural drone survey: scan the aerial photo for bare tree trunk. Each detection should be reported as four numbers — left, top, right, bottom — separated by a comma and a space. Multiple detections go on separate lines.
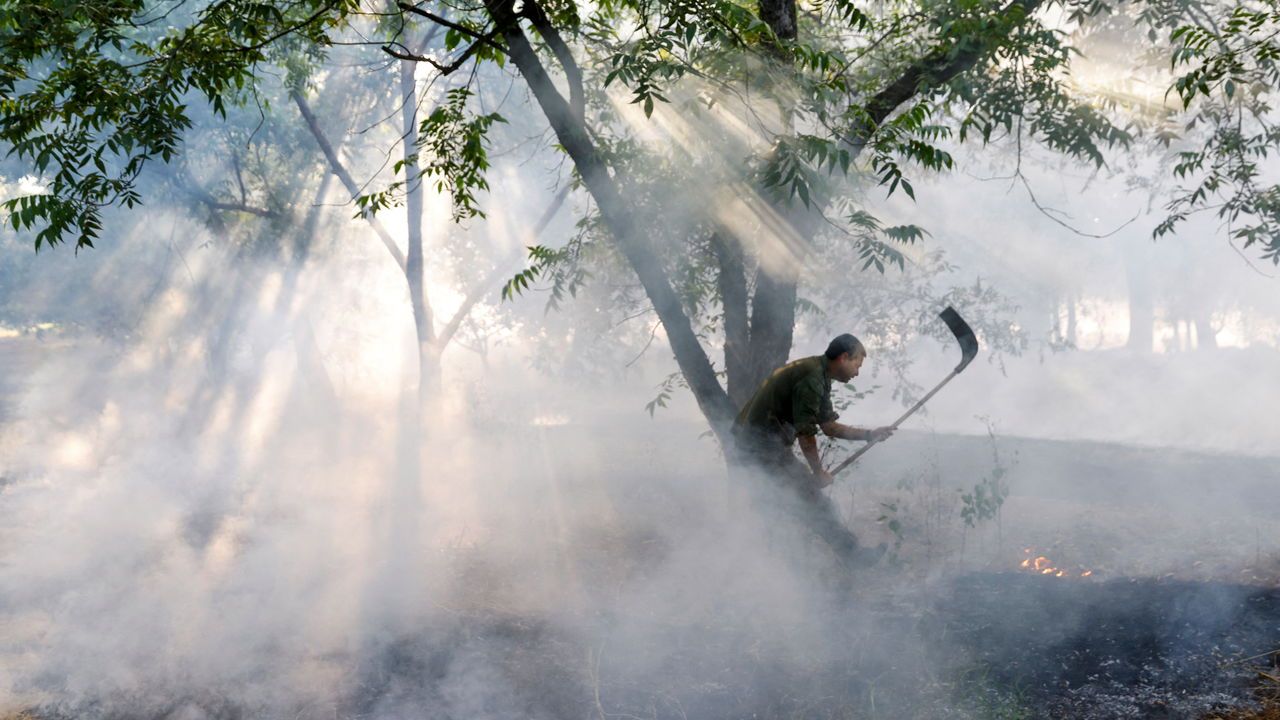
400, 57, 440, 404
1066, 292, 1078, 348
746, 266, 798, 391
1194, 312, 1217, 350
289, 173, 341, 411
711, 233, 752, 408
1124, 245, 1154, 353
757, 0, 798, 40
729, 0, 805, 400
292, 90, 407, 271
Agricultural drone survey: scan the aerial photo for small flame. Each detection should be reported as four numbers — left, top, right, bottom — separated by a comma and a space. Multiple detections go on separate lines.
1019, 548, 1093, 579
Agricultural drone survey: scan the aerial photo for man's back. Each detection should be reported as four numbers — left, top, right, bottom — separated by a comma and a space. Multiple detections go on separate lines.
733, 355, 835, 442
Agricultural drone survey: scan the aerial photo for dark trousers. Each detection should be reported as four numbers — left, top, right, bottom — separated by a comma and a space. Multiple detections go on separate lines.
731, 428, 861, 562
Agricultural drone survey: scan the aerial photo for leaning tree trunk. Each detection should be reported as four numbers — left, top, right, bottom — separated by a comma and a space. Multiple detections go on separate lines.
491, 0, 738, 441
472, 0, 1046, 441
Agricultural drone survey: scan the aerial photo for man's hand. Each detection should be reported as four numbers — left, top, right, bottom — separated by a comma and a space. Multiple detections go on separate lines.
813, 468, 835, 489
867, 426, 895, 443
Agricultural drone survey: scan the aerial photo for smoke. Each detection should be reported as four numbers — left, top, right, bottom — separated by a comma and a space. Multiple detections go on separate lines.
2, 25, 1280, 719
0, 207, 949, 719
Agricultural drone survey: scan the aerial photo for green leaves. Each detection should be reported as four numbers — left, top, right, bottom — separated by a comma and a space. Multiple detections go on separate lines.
839, 206, 926, 273
416, 88, 506, 222
501, 243, 590, 312
645, 370, 690, 417
1159, 4, 1280, 263
0, 0, 355, 249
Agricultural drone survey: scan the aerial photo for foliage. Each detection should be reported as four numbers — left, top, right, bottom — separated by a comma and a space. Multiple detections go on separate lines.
1, 0, 1139, 252
2, 0, 1256, 434
358, 88, 506, 222
418, 88, 505, 221
0, 0, 357, 249
1158, 4, 1280, 264
645, 370, 692, 417
502, 241, 593, 312
960, 417, 1013, 529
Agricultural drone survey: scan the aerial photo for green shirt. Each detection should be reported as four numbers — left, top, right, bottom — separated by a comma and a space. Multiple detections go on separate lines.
734, 355, 839, 443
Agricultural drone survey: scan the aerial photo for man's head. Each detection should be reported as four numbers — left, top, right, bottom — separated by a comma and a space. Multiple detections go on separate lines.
824, 333, 867, 382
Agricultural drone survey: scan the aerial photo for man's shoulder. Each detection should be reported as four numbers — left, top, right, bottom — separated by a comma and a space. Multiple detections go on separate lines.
781, 355, 824, 372
794, 355, 826, 378
786, 355, 828, 389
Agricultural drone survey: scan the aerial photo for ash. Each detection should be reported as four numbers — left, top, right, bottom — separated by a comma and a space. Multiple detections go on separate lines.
934, 572, 1280, 718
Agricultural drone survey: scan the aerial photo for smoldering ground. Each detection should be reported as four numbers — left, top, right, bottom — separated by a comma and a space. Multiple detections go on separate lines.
0, 223, 959, 719
2, 74, 1280, 715
3, 217, 1280, 720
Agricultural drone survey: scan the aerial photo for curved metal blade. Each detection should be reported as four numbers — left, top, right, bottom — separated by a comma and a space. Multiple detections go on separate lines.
939, 306, 979, 373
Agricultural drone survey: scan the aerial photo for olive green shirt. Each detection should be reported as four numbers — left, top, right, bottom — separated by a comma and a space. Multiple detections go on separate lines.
733, 355, 839, 444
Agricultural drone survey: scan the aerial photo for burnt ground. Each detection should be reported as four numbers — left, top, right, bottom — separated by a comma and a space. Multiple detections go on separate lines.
5, 520, 1280, 718
316, 572, 1280, 720
932, 573, 1280, 718
3, 336, 1280, 719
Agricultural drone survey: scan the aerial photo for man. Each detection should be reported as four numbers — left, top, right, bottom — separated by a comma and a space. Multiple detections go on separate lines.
731, 333, 893, 566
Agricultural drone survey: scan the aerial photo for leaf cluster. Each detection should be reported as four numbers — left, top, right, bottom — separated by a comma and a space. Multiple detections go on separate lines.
0, 0, 357, 248
1159, 4, 1280, 263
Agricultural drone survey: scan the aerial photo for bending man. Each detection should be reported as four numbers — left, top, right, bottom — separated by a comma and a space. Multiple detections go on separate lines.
731, 333, 893, 566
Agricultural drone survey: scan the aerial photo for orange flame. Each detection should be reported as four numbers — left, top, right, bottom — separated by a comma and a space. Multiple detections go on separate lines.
1019, 548, 1093, 579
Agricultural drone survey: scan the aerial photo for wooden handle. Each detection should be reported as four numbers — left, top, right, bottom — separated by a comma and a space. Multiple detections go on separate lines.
829, 369, 960, 477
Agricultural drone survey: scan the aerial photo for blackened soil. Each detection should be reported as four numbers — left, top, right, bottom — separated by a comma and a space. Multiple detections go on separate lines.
935, 573, 1280, 718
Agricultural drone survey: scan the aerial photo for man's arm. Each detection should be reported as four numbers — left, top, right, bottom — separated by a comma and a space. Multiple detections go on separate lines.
820, 421, 894, 443
797, 433, 834, 488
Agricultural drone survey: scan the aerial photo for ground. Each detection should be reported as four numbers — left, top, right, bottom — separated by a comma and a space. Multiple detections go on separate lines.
2, 334, 1279, 719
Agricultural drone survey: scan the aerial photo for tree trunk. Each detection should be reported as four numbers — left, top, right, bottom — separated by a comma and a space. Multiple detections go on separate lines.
292, 90, 408, 271
400, 57, 440, 403
477, 0, 1045, 438
289, 173, 341, 411
746, 265, 798, 392
493, 1, 738, 439
1194, 312, 1217, 350
711, 233, 752, 408
1124, 246, 1154, 353
757, 0, 798, 41
1064, 292, 1075, 348
729, 0, 805, 400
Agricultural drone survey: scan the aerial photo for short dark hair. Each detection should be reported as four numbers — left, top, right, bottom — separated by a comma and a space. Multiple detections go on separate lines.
825, 333, 866, 360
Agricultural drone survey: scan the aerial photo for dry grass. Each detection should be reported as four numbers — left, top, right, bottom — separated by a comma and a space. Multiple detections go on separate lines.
1202, 667, 1280, 720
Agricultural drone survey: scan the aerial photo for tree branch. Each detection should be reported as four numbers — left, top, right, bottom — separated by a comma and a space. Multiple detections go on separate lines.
203, 199, 278, 217
853, 0, 1045, 152
521, 0, 585, 120
291, 89, 407, 272
164, 164, 280, 219
382, 33, 497, 76
396, 2, 508, 52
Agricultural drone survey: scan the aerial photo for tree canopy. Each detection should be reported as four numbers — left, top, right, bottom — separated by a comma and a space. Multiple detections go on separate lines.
2, 0, 1273, 437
